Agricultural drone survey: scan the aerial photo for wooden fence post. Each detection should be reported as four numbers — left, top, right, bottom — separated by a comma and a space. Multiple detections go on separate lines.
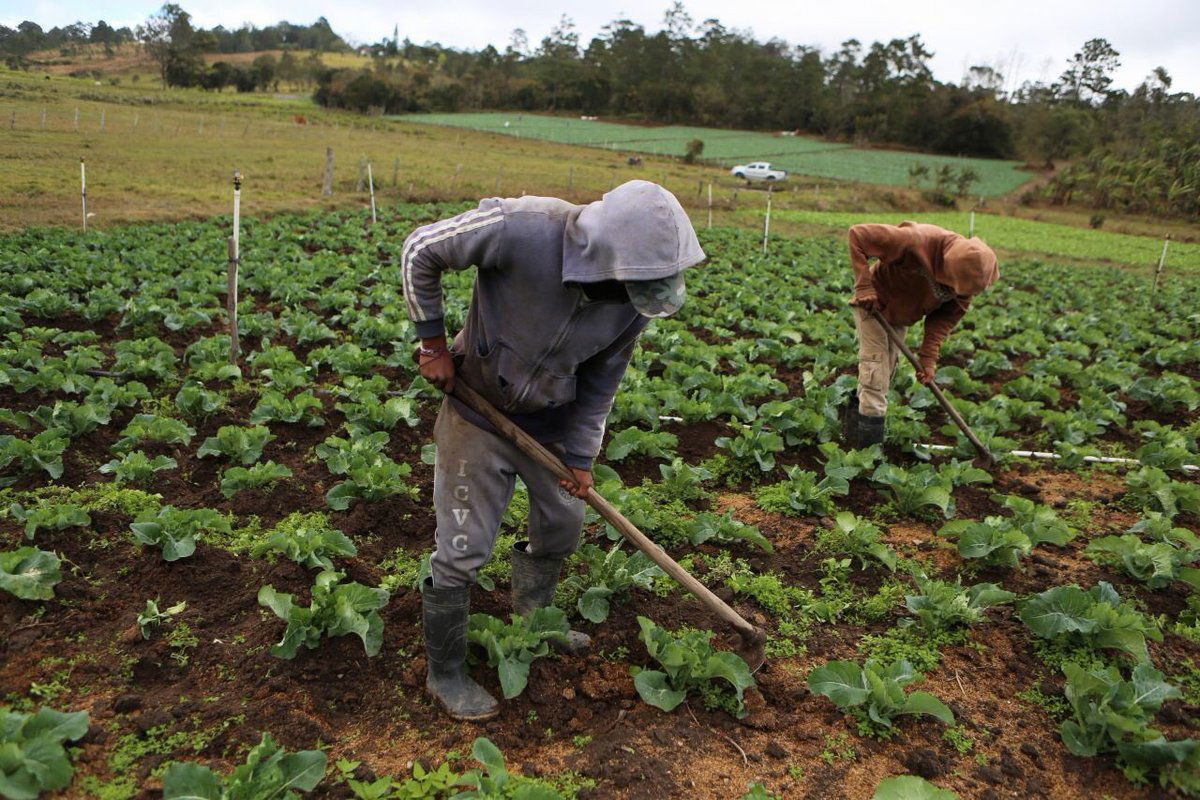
762, 185, 773, 255
228, 172, 243, 364
1151, 235, 1171, 305
707, 182, 713, 230
322, 147, 334, 197
368, 162, 377, 223
80, 159, 88, 231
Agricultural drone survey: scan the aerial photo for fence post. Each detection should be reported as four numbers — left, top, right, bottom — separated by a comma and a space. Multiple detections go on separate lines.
322, 147, 334, 197
368, 162, 377, 224
707, 183, 713, 230
228, 172, 242, 364
1151, 235, 1171, 306
80, 159, 88, 231
73, 107, 79, 131
392, 156, 399, 187
41, 107, 46, 129
762, 185, 773, 255
568, 165, 574, 191
100, 109, 105, 130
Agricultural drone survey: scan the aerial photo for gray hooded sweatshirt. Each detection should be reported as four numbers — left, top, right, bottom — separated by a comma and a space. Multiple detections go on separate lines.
401, 180, 704, 468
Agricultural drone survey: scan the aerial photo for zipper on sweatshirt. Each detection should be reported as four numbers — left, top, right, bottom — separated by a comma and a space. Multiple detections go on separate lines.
512, 292, 587, 409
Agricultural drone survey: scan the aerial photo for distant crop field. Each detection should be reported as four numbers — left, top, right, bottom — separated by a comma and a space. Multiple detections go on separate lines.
402, 112, 1033, 197
768, 210, 1199, 269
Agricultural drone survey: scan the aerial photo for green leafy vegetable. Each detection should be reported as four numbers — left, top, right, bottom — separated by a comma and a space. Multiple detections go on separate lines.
197, 425, 274, 465
99, 451, 178, 484
162, 732, 327, 799
807, 658, 954, 732
633, 616, 756, 717
562, 543, 663, 623
0, 705, 90, 798
258, 570, 390, 659
220, 461, 293, 498
903, 572, 1014, 631
137, 598, 187, 639
250, 521, 357, 570
467, 608, 569, 699
0, 546, 62, 600
1018, 582, 1162, 663
130, 506, 232, 562
605, 427, 679, 461
8, 502, 90, 540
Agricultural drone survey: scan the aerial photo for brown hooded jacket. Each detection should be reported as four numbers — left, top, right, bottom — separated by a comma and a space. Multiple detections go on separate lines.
848, 221, 999, 369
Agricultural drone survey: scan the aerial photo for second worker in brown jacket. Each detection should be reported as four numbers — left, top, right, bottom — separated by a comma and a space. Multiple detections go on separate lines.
844, 221, 999, 447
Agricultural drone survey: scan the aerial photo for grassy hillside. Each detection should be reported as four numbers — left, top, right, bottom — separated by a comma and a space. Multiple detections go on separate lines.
403, 112, 1034, 197
1, 68, 1193, 257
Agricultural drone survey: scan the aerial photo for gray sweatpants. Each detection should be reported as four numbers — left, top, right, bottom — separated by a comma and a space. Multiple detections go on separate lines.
430, 398, 586, 589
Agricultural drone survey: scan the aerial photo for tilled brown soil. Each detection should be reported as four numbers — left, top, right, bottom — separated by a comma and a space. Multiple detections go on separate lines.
3, 403, 1197, 798
2, 312, 1199, 798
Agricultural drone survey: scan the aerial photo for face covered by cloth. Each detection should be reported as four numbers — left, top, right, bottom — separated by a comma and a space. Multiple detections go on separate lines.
563, 180, 705, 318
941, 237, 1000, 297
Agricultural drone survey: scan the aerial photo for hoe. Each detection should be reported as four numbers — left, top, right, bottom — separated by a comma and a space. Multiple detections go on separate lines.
449, 379, 770, 671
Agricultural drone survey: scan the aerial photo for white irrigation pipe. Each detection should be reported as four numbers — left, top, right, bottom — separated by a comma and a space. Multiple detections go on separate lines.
916, 443, 1199, 473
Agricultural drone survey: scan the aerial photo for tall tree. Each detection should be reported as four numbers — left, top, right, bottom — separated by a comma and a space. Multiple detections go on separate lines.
1055, 38, 1121, 106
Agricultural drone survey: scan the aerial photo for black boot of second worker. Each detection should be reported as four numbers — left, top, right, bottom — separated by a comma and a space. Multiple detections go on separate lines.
510, 541, 591, 655
843, 394, 886, 448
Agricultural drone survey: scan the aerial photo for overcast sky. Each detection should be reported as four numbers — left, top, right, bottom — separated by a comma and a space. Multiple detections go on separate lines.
5, 0, 1198, 93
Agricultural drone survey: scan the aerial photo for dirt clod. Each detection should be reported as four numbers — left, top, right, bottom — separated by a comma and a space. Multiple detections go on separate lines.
766, 740, 789, 760
903, 747, 946, 779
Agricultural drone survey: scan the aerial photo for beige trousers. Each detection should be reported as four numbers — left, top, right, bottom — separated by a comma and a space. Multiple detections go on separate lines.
853, 307, 907, 417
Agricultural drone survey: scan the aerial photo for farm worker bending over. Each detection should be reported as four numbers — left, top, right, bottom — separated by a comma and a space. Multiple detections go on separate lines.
844, 221, 999, 447
402, 180, 705, 720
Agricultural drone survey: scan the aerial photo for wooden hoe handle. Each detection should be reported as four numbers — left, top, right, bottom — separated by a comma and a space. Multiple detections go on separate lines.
448, 380, 766, 646
868, 310, 996, 467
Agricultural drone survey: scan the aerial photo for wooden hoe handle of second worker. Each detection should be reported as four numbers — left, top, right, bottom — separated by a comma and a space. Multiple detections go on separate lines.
868, 309, 996, 467
447, 379, 768, 661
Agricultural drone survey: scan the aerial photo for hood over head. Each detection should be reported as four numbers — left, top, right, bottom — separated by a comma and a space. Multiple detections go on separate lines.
563, 180, 705, 285
941, 238, 999, 296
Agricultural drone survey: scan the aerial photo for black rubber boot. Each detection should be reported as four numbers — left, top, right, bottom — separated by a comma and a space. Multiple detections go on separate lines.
421, 578, 499, 721
842, 394, 860, 448
857, 411, 886, 446
510, 541, 591, 656
844, 392, 886, 448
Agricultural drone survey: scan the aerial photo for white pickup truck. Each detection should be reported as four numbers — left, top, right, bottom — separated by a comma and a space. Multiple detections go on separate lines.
730, 162, 788, 182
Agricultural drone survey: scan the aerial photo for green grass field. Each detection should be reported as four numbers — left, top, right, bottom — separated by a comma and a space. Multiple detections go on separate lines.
401, 112, 1033, 197
763, 209, 1199, 269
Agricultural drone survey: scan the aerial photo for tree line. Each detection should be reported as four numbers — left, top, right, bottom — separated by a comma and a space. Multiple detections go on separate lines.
0, 7, 347, 75
315, 9, 1196, 167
